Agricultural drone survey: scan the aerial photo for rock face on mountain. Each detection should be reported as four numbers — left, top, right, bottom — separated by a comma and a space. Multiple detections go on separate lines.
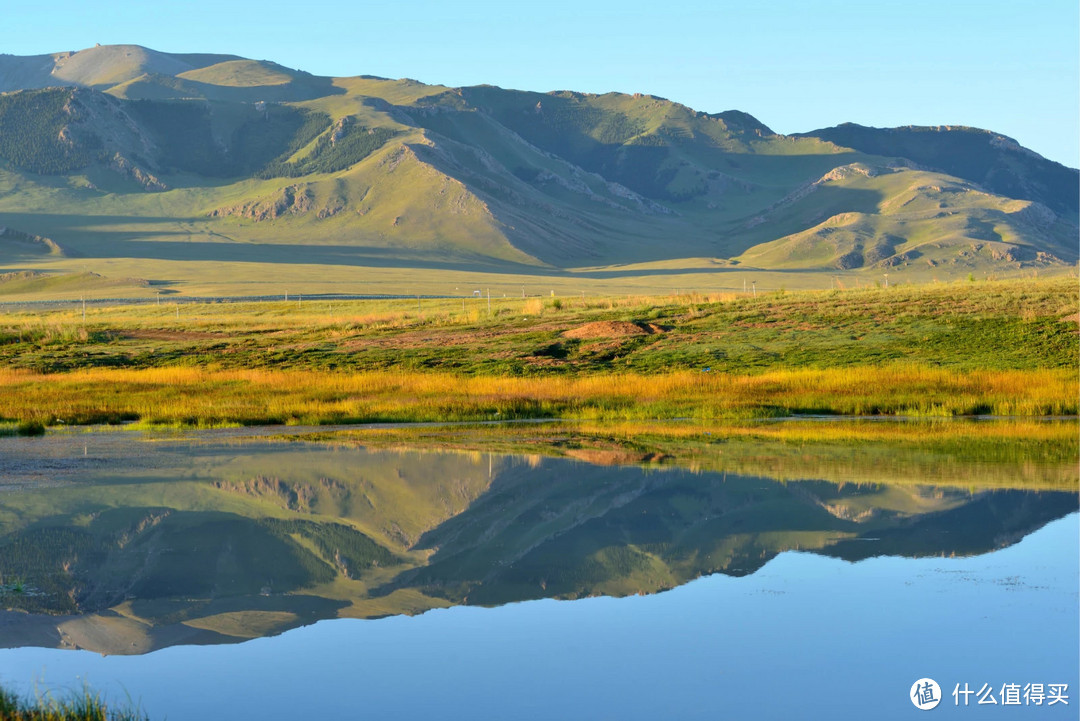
0, 44, 1075, 275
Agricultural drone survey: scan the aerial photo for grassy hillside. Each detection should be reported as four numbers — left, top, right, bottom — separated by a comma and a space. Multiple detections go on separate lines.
801, 123, 1080, 220
732, 164, 1077, 271
0, 44, 238, 91
177, 59, 294, 87
0, 45, 1074, 297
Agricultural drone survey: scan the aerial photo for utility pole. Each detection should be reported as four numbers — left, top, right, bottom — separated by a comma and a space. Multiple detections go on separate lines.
751, 281, 757, 298
81, 296, 86, 321
884, 274, 889, 288
487, 289, 491, 315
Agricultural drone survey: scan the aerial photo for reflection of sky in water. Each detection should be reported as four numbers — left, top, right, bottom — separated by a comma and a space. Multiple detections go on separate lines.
2, 514, 1075, 720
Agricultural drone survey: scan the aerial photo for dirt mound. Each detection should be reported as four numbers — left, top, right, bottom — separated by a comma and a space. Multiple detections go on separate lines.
563, 320, 664, 340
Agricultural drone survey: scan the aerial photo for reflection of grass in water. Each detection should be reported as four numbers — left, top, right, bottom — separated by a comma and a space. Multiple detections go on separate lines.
0, 683, 147, 721
308, 418, 1079, 491
0, 574, 26, 594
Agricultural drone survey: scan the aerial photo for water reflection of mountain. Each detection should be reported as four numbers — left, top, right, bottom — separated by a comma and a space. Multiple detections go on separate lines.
0, 431, 1075, 655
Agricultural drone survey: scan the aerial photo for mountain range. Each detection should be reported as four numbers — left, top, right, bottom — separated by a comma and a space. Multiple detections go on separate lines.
0, 44, 1076, 295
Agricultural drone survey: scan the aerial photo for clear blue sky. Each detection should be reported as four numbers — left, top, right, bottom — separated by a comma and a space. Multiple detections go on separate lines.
7, 0, 1078, 166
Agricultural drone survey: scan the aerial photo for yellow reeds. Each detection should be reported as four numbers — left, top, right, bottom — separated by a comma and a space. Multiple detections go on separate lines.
2, 365, 1075, 428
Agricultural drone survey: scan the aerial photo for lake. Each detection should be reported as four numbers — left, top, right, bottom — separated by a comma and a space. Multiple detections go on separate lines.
0, 423, 1076, 719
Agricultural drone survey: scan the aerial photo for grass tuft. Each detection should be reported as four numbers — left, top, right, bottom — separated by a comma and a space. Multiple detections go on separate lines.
0, 683, 148, 721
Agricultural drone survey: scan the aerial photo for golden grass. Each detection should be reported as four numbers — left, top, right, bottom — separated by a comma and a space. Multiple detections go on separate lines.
3, 364, 1075, 427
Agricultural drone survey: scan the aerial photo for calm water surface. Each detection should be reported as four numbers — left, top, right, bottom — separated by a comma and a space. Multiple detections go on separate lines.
0, 426, 1075, 719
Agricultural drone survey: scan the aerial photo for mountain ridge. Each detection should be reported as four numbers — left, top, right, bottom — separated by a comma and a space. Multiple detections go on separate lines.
0, 44, 1075, 294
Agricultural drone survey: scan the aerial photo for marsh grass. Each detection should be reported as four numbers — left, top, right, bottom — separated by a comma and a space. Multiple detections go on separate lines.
0, 684, 147, 721
1, 278, 1075, 427
1, 365, 1075, 428
0, 419, 46, 436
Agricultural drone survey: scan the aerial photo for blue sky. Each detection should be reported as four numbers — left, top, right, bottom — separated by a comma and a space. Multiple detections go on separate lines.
7, 0, 1078, 166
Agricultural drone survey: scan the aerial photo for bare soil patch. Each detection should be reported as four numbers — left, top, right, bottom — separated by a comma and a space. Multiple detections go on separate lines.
563, 321, 665, 340
341, 320, 568, 351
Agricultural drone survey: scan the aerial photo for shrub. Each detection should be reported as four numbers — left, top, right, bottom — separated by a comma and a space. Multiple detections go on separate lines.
15, 420, 45, 436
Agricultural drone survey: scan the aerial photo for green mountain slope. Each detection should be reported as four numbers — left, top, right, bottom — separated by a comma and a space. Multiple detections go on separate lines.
732, 162, 1077, 272
0, 44, 1074, 294
799, 123, 1080, 219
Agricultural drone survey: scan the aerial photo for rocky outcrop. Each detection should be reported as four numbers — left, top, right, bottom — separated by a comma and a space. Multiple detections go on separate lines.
108, 152, 167, 191
745, 163, 896, 229
209, 184, 315, 221
0, 227, 67, 256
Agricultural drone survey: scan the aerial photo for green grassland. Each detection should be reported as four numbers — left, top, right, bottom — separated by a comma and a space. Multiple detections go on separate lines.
0, 278, 1074, 428
2, 277, 1074, 373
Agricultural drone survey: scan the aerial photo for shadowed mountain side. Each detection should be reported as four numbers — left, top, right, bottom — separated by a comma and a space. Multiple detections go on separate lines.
731, 165, 1079, 271
799, 123, 1080, 220
106, 71, 346, 104
16, 237, 552, 274
0, 213, 552, 273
